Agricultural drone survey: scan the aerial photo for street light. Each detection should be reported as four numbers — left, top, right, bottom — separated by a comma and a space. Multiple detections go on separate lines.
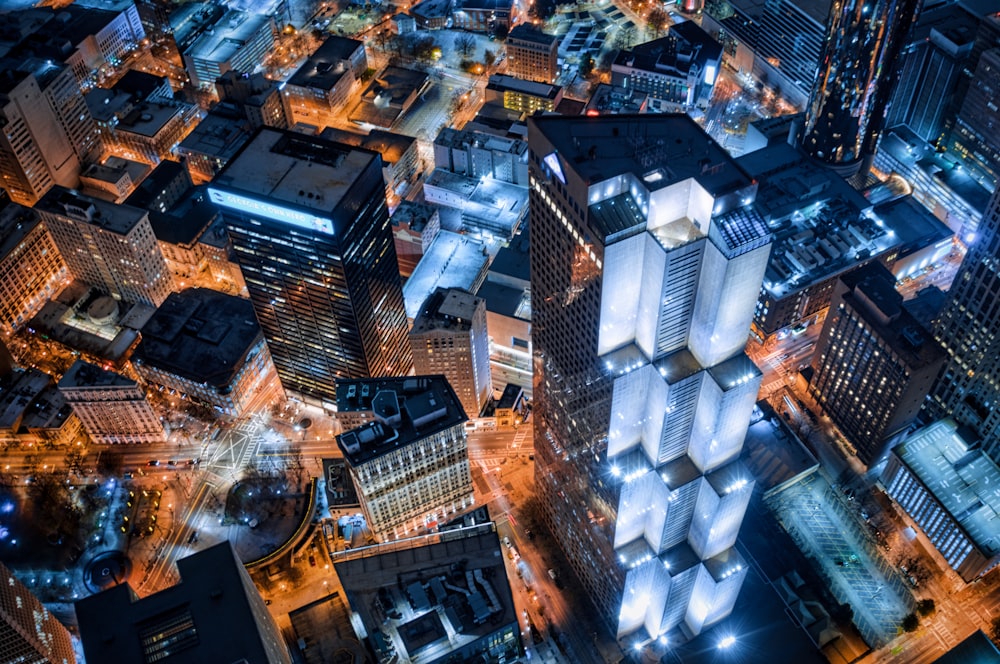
718, 635, 737, 649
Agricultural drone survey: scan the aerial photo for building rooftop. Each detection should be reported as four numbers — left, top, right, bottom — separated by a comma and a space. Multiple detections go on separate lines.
507, 24, 558, 46
435, 126, 527, 159
288, 35, 363, 91
19, 385, 73, 432
75, 542, 287, 664
881, 126, 992, 214
839, 263, 947, 370
403, 231, 489, 318
124, 160, 194, 212
320, 127, 415, 166
530, 113, 754, 196
613, 21, 722, 81
58, 360, 137, 391
0, 203, 42, 262
36, 186, 150, 236
487, 74, 561, 99
391, 201, 439, 233
178, 104, 252, 160
350, 66, 429, 128
0, 368, 53, 431
411, 288, 482, 335
335, 375, 468, 464
424, 170, 527, 236
932, 630, 1000, 664
895, 420, 1000, 558
134, 288, 263, 389
185, 10, 272, 64
116, 100, 189, 138
476, 281, 530, 320
210, 128, 381, 231
334, 527, 518, 664
148, 186, 221, 246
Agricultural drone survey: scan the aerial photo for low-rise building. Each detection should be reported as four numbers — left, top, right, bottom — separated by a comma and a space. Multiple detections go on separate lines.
611, 21, 722, 112
333, 526, 522, 664
182, 10, 276, 89
336, 376, 474, 539
422, 169, 527, 240
476, 226, 530, 394
433, 126, 528, 185
176, 104, 253, 183
58, 359, 164, 444
391, 202, 440, 277
285, 36, 367, 126
453, 0, 513, 33
133, 289, 277, 417
485, 74, 562, 113
320, 127, 419, 204
883, 419, 1000, 582
0, 368, 84, 449
350, 67, 430, 130
123, 159, 194, 214
215, 71, 291, 130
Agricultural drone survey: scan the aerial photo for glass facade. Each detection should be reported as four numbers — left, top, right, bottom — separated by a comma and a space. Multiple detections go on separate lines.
801, 0, 922, 173
212, 131, 411, 407
528, 115, 770, 644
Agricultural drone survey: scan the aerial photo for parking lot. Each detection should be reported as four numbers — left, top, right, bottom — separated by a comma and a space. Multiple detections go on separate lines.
769, 474, 914, 647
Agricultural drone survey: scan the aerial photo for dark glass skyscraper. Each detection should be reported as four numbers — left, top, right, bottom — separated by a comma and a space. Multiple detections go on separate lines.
800, 0, 923, 177
209, 129, 412, 409
927, 185, 1000, 461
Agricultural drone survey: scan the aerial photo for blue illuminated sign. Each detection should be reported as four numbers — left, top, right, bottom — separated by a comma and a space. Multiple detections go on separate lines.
207, 188, 334, 235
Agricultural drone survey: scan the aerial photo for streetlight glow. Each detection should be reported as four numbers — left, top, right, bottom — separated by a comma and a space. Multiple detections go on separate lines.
718, 635, 737, 649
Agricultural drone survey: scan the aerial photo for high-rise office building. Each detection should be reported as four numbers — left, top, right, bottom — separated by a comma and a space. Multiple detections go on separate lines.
0, 60, 95, 206
0, 203, 66, 338
886, 5, 978, 145
209, 129, 412, 408
35, 187, 173, 307
756, 0, 828, 95
76, 542, 292, 664
809, 263, 946, 465
528, 114, 771, 645
335, 376, 474, 540
0, 560, 76, 664
800, 0, 922, 177
950, 47, 1000, 188
59, 360, 165, 444
410, 288, 492, 419
927, 185, 1000, 461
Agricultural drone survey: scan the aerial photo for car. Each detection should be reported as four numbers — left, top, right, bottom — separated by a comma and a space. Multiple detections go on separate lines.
503, 536, 512, 548
167, 460, 177, 466
309, 555, 317, 567
146, 460, 160, 466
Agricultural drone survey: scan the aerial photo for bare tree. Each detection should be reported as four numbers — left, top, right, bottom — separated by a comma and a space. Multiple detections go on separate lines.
455, 33, 476, 59
646, 8, 669, 38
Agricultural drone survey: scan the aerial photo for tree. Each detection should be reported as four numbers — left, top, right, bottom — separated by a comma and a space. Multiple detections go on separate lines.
455, 33, 476, 59
578, 52, 595, 79
991, 616, 1000, 644
614, 25, 636, 51
484, 48, 497, 68
901, 613, 919, 633
412, 36, 439, 62
646, 7, 669, 38
916, 598, 936, 617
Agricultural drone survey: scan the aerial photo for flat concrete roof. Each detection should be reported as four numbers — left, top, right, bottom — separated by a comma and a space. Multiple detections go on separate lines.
411, 288, 482, 335
896, 420, 1000, 557
0, 203, 42, 262
211, 127, 380, 218
36, 186, 150, 236
403, 231, 488, 319
288, 35, 363, 91
529, 113, 754, 196
135, 288, 262, 389
334, 528, 518, 664
75, 542, 286, 664
185, 10, 272, 63
335, 375, 467, 464
58, 359, 136, 391
320, 127, 415, 166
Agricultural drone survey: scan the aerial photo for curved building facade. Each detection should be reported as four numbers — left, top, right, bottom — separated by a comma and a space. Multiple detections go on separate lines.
800, 0, 922, 177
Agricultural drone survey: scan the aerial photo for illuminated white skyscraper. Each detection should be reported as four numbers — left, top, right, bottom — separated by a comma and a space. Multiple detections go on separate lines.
528, 114, 770, 645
